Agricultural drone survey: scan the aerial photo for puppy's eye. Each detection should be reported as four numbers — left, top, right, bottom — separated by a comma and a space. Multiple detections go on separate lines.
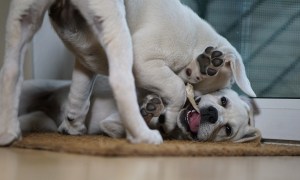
220, 96, 228, 107
195, 97, 201, 104
225, 124, 232, 136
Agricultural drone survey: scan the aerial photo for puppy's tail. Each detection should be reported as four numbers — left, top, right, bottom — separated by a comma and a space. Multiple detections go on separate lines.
49, 0, 86, 32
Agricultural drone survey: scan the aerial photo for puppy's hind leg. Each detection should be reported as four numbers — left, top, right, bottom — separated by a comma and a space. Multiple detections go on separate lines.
58, 60, 96, 135
19, 111, 57, 133
70, 0, 162, 144
99, 113, 125, 138
0, 0, 55, 146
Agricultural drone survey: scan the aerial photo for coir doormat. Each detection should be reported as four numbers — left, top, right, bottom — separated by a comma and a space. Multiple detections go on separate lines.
11, 133, 300, 156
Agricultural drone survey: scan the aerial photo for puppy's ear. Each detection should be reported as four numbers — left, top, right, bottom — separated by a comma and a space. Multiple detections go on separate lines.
234, 126, 261, 143
226, 52, 256, 97
235, 96, 262, 143
240, 96, 260, 126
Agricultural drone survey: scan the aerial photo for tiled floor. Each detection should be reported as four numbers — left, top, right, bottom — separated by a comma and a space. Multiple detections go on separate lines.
1, 148, 300, 180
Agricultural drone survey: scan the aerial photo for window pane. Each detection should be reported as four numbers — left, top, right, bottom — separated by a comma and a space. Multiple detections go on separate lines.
182, 0, 300, 98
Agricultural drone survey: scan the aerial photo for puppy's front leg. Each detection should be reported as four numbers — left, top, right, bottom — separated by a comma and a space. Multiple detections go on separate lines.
71, 0, 162, 144
0, 0, 55, 146
58, 60, 96, 135
135, 61, 187, 133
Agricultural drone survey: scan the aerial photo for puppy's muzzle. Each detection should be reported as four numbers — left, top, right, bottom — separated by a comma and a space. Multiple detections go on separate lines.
200, 106, 218, 124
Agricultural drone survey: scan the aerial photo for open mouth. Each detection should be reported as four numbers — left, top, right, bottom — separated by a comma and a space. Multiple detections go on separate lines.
178, 98, 201, 137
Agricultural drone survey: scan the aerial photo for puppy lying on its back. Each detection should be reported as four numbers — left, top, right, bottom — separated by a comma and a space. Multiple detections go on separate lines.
19, 78, 261, 143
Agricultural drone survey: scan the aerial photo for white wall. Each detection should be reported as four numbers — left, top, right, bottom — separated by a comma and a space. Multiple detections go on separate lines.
0, 1, 10, 68
32, 15, 73, 80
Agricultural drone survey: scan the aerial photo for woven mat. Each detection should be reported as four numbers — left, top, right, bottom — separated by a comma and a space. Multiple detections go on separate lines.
11, 133, 300, 156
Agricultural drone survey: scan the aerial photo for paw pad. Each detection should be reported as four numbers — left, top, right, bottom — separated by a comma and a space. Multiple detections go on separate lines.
197, 46, 225, 76
140, 95, 164, 125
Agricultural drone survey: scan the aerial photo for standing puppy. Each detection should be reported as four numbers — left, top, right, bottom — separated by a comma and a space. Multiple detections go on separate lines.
0, 0, 162, 146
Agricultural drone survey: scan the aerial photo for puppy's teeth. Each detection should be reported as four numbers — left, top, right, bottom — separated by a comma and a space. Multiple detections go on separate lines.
186, 83, 200, 113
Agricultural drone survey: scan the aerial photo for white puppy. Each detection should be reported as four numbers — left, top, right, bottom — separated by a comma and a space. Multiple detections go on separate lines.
19, 78, 260, 143
0, 0, 162, 146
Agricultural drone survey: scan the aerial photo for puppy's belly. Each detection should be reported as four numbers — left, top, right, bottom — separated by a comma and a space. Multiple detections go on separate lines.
58, 28, 110, 75
49, 0, 109, 75
76, 51, 109, 75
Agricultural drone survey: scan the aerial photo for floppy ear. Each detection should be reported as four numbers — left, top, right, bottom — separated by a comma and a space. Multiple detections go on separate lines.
239, 95, 260, 126
227, 52, 256, 97
234, 126, 261, 143
236, 96, 262, 143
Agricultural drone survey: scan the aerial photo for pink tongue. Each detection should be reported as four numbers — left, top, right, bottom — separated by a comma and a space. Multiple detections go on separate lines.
188, 112, 201, 133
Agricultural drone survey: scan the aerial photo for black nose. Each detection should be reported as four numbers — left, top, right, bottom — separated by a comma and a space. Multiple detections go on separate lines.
201, 106, 218, 124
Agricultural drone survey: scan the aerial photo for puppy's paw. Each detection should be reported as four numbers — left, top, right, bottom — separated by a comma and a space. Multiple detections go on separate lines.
197, 46, 225, 76
140, 94, 164, 125
0, 123, 21, 146
127, 129, 163, 144
58, 118, 87, 135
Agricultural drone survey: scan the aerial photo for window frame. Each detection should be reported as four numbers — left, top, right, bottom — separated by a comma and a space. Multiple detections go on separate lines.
254, 98, 300, 141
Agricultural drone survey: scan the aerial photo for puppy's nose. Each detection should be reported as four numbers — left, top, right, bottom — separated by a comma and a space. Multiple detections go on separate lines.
201, 106, 218, 124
